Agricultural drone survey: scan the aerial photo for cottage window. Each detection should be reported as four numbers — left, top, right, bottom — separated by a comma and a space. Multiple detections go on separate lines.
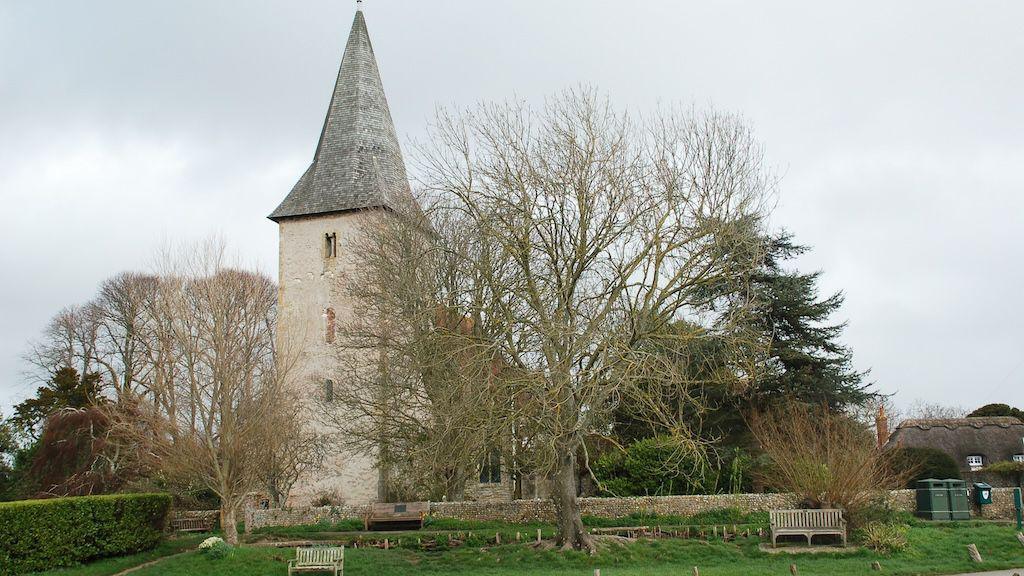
323, 379, 334, 403
966, 454, 984, 471
479, 449, 501, 484
1013, 454, 1024, 463
324, 233, 338, 258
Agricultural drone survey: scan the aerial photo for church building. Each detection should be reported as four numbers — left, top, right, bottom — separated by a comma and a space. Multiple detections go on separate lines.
268, 4, 410, 506
268, 5, 516, 506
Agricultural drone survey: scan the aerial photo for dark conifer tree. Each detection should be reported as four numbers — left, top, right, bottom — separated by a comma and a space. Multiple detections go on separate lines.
746, 231, 872, 410
11, 367, 102, 436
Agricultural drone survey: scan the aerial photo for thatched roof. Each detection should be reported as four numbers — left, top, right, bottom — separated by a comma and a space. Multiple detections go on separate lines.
885, 416, 1024, 469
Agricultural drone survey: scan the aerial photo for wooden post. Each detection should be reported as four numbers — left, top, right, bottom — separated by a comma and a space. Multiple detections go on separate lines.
692, 567, 700, 576
967, 543, 982, 563
516, 531, 521, 542
871, 561, 882, 571
537, 528, 542, 543
789, 564, 798, 575
496, 532, 501, 545
594, 570, 601, 576
384, 538, 389, 550
1016, 532, 1024, 547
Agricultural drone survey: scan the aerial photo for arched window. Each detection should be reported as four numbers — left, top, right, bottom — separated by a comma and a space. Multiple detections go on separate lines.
325, 307, 336, 343
323, 379, 334, 403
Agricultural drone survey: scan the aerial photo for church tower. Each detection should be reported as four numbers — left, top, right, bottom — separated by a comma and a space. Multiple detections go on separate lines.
269, 4, 410, 506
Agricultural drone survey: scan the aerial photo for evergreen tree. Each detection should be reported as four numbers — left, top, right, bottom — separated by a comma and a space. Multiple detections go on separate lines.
745, 231, 873, 411
11, 367, 103, 436
967, 403, 1024, 422
613, 231, 873, 450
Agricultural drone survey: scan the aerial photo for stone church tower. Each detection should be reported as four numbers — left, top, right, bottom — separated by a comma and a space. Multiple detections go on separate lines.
268, 5, 409, 506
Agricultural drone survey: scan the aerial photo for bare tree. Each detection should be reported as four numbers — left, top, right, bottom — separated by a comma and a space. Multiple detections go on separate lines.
258, 390, 326, 507
24, 305, 102, 382
326, 90, 773, 551
108, 241, 291, 545
92, 272, 161, 397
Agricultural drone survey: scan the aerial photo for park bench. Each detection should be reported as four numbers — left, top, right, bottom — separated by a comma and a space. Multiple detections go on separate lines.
769, 509, 846, 547
169, 516, 215, 533
288, 546, 344, 576
364, 501, 428, 531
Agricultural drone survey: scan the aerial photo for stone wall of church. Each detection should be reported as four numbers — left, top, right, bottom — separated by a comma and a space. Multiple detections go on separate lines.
244, 488, 1023, 531
277, 210, 382, 507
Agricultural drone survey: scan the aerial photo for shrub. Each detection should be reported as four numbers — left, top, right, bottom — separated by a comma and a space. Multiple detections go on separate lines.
0, 492, 170, 574
592, 436, 713, 496
198, 536, 232, 560
888, 447, 961, 487
751, 403, 908, 526
857, 521, 909, 553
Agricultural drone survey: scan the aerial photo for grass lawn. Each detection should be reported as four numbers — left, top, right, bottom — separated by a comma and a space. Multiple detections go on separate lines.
39, 522, 1024, 576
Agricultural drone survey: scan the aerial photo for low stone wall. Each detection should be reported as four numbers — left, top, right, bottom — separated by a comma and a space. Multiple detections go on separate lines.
244, 488, 1021, 532
974, 487, 1019, 520
246, 492, 796, 531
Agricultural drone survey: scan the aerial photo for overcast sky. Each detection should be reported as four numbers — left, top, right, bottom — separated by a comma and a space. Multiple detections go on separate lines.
1, 0, 1022, 416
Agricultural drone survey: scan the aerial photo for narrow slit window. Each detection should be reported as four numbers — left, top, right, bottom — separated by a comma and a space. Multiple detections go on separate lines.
325, 307, 336, 343
323, 379, 334, 403
325, 232, 338, 258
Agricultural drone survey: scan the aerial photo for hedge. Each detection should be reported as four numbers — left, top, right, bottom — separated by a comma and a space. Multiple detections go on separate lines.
0, 493, 171, 575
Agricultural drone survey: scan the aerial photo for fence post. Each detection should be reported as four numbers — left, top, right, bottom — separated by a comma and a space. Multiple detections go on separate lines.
967, 543, 982, 563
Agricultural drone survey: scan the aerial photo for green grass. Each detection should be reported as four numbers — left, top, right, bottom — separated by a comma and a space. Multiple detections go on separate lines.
32, 534, 207, 576
39, 522, 1024, 576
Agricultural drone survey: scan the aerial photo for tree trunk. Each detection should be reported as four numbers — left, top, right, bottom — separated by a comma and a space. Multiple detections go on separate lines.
221, 504, 239, 545
549, 448, 595, 553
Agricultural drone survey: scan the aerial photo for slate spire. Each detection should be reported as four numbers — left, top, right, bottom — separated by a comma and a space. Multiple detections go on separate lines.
269, 8, 409, 221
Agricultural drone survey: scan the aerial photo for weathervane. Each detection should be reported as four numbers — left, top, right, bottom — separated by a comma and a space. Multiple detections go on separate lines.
356, 0, 363, 9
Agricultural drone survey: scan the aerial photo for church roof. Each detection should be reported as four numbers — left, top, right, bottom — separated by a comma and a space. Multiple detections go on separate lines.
269, 7, 410, 221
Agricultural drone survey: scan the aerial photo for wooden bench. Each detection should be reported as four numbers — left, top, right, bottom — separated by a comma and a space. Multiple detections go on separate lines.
770, 509, 846, 547
364, 502, 428, 531
169, 517, 215, 533
288, 546, 344, 576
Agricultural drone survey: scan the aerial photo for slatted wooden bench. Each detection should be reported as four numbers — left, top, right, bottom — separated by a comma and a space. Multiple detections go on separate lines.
364, 502, 428, 531
770, 509, 846, 547
288, 546, 344, 576
169, 516, 215, 533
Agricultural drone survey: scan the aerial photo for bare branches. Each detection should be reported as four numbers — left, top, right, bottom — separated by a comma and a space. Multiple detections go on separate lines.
328, 89, 774, 551
750, 403, 909, 525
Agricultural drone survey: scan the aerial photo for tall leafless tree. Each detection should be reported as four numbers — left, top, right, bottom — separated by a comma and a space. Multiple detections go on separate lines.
325, 90, 774, 551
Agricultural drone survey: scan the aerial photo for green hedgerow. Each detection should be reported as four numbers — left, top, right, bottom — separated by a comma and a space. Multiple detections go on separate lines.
0, 492, 171, 575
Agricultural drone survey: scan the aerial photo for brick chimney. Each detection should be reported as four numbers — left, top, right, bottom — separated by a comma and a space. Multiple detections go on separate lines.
875, 405, 890, 448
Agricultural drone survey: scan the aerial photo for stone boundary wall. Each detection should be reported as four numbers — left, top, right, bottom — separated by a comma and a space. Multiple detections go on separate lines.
173, 509, 220, 521
244, 488, 1020, 532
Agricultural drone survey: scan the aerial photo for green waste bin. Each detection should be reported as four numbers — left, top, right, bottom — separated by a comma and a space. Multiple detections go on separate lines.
973, 482, 993, 505
947, 479, 971, 520
916, 478, 951, 520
